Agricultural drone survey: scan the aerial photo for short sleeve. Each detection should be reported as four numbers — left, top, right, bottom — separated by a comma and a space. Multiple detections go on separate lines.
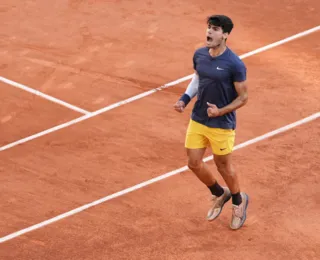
233, 61, 247, 82
193, 52, 197, 70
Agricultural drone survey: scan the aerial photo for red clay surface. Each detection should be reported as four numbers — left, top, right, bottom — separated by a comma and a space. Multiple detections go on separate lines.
0, 0, 319, 259
1, 0, 319, 110
0, 81, 79, 145
1, 120, 319, 260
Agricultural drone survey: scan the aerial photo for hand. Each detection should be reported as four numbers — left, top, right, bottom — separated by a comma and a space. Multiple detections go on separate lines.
207, 102, 220, 117
173, 100, 185, 113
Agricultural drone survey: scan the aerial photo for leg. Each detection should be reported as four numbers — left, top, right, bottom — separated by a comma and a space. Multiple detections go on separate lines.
213, 154, 248, 229
184, 120, 231, 221
187, 148, 231, 221
185, 120, 222, 191
187, 148, 217, 186
208, 128, 249, 229
214, 153, 240, 195
208, 128, 241, 200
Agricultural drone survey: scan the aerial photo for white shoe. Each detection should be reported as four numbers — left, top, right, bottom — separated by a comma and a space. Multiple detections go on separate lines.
207, 187, 231, 221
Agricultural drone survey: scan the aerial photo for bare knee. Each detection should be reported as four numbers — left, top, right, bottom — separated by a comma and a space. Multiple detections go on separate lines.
188, 158, 203, 172
215, 160, 227, 172
186, 148, 206, 173
215, 158, 234, 176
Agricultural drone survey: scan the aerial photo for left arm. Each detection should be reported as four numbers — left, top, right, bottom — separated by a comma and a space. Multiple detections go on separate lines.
218, 80, 248, 115
207, 80, 248, 117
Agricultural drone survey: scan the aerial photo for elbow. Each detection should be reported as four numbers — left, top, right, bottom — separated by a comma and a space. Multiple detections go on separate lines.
241, 93, 248, 105
243, 96, 248, 105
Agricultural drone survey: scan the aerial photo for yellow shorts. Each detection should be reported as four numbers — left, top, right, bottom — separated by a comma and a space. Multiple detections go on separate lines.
185, 119, 235, 155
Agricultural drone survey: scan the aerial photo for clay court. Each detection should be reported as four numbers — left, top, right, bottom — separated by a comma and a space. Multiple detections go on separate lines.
0, 0, 319, 259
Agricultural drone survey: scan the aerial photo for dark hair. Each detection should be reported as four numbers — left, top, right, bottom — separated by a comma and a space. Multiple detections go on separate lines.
207, 15, 234, 34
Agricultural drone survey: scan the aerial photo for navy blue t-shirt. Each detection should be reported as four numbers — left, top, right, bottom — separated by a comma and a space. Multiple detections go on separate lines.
191, 47, 246, 129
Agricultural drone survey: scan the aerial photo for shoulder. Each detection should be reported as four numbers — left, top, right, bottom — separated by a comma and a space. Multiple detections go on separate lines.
226, 48, 246, 69
193, 47, 208, 56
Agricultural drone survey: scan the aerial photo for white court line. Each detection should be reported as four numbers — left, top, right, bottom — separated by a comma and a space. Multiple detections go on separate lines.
0, 112, 319, 243
0, 25, 319, 152
0, 76, 90, 114
161, 25, 320, 85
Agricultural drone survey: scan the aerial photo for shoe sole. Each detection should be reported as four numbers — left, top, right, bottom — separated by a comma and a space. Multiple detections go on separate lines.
230, 193, 249, 230
207, 193, 231, 221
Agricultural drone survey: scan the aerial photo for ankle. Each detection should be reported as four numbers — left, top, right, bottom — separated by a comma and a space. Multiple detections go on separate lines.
208, 181, 224, 197
231, 192, 242, 205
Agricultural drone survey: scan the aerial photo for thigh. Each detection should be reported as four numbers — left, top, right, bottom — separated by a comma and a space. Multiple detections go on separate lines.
206, 128, 236, 156
186, 147, 207, 166
185, 120, 209, 149
213, 152, 233, 168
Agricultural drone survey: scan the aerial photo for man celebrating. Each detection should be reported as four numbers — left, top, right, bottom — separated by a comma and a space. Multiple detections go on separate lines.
174, 15, 249, 230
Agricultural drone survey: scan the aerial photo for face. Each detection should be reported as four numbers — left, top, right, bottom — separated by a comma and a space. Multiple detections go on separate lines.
206, 24, 228, 48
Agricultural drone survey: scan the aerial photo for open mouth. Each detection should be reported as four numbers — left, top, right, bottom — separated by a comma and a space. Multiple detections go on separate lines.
207, 36, 213, 42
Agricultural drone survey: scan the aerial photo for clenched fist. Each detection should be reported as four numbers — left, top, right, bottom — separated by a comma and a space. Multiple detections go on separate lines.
173, 100, 186, 113
207, 102, 220, 117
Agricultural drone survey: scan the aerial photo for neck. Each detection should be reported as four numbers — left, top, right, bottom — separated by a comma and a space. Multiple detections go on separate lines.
209, 44, 227, 57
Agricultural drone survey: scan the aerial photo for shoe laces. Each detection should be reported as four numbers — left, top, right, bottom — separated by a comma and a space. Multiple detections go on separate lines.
232, 205, 243, 218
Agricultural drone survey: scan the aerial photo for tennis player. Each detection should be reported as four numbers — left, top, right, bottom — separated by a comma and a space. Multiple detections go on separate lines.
174, 15, 249, 230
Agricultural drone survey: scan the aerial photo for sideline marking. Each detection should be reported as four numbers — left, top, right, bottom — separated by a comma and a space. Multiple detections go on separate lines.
0, 25, 319, 152
0, 112, 319, 243
0, 76, 90, 114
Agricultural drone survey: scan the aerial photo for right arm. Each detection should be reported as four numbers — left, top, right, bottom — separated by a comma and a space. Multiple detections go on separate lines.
180, 72, 199, 105
174, 72, 199, 113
